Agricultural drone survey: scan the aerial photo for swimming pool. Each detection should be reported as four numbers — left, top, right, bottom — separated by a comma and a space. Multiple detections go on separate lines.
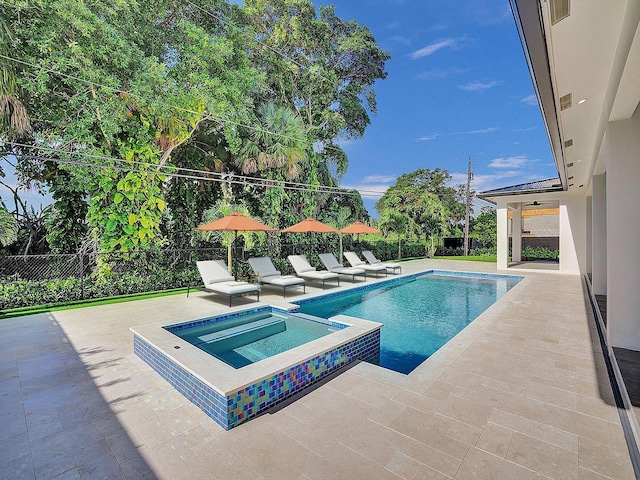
168, 310, 343, 368
297, 271, 521, 374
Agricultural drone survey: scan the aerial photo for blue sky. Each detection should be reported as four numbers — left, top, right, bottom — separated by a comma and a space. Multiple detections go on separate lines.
1, 0, 557, 218
329, 0, 556, 215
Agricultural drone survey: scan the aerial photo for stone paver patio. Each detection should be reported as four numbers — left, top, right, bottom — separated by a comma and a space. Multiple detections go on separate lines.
0, 259, 634, 479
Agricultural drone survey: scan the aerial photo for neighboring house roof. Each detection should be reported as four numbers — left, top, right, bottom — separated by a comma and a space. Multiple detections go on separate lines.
479, 178, 563, 198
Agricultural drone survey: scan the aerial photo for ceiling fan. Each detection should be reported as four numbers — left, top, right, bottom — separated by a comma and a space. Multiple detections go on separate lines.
524, 200, 554, 207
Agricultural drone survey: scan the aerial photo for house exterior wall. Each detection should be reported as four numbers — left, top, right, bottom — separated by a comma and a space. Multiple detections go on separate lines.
607, 117, 640, 350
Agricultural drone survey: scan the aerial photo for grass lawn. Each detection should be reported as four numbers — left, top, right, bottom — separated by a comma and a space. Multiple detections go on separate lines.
0, 288, 188, 320
434, 255, 497, 262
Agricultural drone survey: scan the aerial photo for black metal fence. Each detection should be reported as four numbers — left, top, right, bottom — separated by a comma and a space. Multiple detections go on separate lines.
0, 239, 427, 311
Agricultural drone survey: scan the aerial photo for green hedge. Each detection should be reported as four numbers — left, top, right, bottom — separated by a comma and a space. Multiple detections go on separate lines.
521, 246, 559, 261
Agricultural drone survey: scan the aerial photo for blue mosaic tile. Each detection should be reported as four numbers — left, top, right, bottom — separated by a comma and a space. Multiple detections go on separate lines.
135, 322, 381, 430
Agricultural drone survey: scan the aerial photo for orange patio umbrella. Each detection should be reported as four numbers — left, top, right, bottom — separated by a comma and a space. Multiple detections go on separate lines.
282, 218, 339, 234
196, 212, 276, 275
282, 218, 339, 256
339, 221, 381, 261
340, 221, 381, 236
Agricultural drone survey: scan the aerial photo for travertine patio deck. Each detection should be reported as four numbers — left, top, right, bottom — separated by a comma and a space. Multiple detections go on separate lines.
0, 259, 634, 479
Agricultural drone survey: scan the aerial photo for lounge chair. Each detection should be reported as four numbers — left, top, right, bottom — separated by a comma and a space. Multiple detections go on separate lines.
288, 255, 340, 289
343, 251, 387, 277
188, 260, 260, 307
318, 253, 366, 282
248, 257, 305, 298
362, 250, 402, 274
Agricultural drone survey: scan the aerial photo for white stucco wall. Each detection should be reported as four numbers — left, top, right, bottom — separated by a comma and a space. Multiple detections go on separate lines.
559, 194, 587, 275
607, 117, 640, 350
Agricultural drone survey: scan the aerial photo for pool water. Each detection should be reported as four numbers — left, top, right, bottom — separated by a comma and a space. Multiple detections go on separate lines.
298, 273, 520, 374
170, 311, 339, 369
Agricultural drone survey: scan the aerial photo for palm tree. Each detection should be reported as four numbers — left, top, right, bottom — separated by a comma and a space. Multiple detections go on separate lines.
379, 212, 414, 260
0, 206, 18, 246
238, 103, 309, 180
0, 15, 31, 135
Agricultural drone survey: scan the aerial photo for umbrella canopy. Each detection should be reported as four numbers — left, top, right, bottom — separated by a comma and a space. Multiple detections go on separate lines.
282, 218, 339, 234
339, 221, 381, 235
196, 212, 275, 275
196, 212, 276, 233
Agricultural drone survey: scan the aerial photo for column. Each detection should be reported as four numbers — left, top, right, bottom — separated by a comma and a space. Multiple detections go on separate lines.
592, 174, 607, 295
496, 202, 508, 270
512, 203, 522, 263
607, 116, 640, 350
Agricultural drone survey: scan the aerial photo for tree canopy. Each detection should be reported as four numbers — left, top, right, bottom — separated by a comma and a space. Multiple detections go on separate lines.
0, 0, 389, 255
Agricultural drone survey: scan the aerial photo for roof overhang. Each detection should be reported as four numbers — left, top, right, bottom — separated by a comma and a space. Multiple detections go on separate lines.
509, 0, 567, 190
479, 177, 563, 202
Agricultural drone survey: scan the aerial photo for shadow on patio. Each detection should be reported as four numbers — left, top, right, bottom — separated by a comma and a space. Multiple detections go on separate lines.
0, 313, 156, 479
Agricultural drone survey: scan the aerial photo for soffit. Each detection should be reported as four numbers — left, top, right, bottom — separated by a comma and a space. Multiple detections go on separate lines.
543, 0, 628, 192
610, 24, 640, 122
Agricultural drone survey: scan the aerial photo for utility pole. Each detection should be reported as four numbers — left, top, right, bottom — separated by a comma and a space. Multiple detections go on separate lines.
464, 157, 472, 256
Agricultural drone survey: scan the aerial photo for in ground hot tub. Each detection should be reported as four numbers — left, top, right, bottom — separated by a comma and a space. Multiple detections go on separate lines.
131, 305, 381, 429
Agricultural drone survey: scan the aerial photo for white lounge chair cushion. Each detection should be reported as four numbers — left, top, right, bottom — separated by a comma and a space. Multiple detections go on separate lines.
205, 281, 259, 295
248, 257, 281, 279
288, 255, 317, 273
318, 253, 365, 275
261, 275, 305, 286
362, 251, 401, 269
318, 253, 342, 270
197, 260, 235, 284
299, 270, 338, 280
362, 250, 382, 264
343, 252, 365, 267
360, 264, 387, 273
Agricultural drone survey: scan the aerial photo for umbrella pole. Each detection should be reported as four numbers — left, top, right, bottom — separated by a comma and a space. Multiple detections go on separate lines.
339, 233, 343, 264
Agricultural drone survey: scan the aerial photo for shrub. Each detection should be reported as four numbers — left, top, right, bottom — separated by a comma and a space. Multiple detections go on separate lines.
468, 247, 497, 257
521, 246, 559, 261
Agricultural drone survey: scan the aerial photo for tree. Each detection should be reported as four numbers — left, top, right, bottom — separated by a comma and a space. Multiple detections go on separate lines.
376, 185, 447, 244
471, 207, 497, 249
380, 168, 464, 235
241, 0, 390, 174
5, 0, 258, 252
379, 211, 415, 259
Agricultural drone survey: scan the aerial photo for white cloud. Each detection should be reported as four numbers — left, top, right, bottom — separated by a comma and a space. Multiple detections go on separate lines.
416, 67, 466, 81
489, 156, 529, 168
512, 126, 536, 132
361, 174, 396, 184
387, 35, 411, 46
521, 94, 538, 105
409, 38, 458, 59
457, 80, 499, 92
418, 127, 498, 141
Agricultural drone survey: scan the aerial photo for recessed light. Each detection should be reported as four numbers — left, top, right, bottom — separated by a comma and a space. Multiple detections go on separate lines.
578, 98, 587, 104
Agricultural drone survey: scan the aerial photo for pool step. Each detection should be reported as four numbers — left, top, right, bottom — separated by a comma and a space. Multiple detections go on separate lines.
197, 317, 284, 344
198, 319, 287, 356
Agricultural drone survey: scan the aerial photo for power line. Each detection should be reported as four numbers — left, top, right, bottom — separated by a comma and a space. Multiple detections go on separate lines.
2, 141, 366, 195
8, 152, 365, 196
